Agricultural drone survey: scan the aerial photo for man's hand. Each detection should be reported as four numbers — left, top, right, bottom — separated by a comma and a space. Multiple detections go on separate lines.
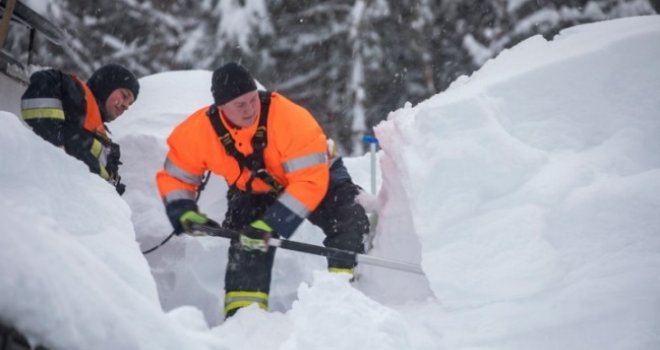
239, 220, 272, 252
179, 210, 219, 236
105, 142, 122, 178
114, 176, 126, 195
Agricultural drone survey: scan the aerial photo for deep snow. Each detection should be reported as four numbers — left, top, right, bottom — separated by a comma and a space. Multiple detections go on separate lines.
1, 15, 659, 350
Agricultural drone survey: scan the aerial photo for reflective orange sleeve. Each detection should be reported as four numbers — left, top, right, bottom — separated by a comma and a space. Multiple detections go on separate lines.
156, 108, 210, 201
261, 94, 330, 237
272, 94, 329, 212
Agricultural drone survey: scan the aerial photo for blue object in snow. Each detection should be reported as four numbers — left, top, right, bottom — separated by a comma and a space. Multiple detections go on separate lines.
362, 135, 379, 145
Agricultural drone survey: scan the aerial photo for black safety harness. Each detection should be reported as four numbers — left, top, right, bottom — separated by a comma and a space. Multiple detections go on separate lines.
143, 91, 282, 255
206, 91, 284, 196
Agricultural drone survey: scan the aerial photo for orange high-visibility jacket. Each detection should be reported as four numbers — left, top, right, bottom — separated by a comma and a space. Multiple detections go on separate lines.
156, 92, 329, 237
73, 76, 109, 139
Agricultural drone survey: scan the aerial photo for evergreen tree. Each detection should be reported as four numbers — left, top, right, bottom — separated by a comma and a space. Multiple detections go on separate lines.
369, 0, 444, 124
174, 0, 273, 73
267, 0, 377, 154
20, 0, 657, 153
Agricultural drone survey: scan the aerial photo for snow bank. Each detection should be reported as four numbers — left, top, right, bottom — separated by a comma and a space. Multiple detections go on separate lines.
0, 113, 226, 349
3, 15, 660, 350
376, 15, 660, 348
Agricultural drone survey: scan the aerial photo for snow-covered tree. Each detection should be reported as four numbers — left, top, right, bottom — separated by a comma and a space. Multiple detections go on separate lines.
173, 0, 273, 72
267, 0, 390, 155
21, 0, 657, 153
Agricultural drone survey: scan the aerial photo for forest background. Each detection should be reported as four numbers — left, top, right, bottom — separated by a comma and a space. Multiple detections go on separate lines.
4, 0, 659, 154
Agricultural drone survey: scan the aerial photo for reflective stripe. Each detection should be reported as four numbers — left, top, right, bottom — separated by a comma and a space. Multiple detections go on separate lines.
91, 139, 104, 158
329, 267, 356, 282
163, 189, 196, 203
328, 267, 354, 275
164, 158, 202, 186
251, 219, 272, 233
21, 108, 65, 121
91, 140, 109, 174
282, 152, 327, 173
22, 98, 63, 110
99, 165, 110, 180
278, 192, 310, 218
224, 291, 268, 315
21, 98, 65, 121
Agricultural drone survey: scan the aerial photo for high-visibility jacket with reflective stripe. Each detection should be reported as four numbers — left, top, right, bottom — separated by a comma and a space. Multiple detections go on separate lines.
156, 92, 329, 238
20, 69, 111, 177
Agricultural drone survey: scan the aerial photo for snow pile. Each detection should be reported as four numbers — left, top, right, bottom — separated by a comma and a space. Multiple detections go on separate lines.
375, 15, 660, 348
0, 113, 224, 349
283, 272, 409, 350
1, 15, 659, 350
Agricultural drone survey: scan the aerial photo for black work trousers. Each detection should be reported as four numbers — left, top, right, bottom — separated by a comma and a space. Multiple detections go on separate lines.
222, 180, 369, 296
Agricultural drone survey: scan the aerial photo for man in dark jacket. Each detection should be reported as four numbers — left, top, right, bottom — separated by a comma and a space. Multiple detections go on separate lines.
20, 64, 140, 194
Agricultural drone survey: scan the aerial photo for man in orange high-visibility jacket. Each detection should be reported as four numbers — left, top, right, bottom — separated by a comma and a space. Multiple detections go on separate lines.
21, 64, 139, 194
156, 62, 369, 317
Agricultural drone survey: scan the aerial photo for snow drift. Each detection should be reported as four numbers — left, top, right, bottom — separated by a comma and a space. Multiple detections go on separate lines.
1, 15, 659, 350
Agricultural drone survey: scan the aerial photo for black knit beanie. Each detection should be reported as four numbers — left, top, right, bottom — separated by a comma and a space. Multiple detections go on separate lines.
211, 62, 257, 105
87, 64, 140, 107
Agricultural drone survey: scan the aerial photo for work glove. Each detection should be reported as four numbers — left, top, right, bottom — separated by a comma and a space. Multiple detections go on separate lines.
100, 142, 125, 195
105, 142, 122, 179
239, 220, 272, 252
179, 210, 220, 236
114, 177, 126, 195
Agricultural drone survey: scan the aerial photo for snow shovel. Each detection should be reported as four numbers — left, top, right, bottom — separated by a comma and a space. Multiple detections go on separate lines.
190, 223, 424, 275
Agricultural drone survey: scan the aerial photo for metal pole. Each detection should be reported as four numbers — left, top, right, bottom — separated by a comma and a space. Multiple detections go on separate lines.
369, 141, 376, 194
193, 224, 424, 275
357, 254, 424, 275
0, 0, 17, 50
27, 27, 34, 65
360, 135, 380, 252
361, 135, 379, 195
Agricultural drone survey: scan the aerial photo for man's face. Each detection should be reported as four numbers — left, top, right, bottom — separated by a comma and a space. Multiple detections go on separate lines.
219, 90, 259, 128
105, 88, 135, 121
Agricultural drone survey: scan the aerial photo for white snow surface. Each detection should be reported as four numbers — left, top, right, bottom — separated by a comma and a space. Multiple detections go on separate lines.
1, 15, 660, 350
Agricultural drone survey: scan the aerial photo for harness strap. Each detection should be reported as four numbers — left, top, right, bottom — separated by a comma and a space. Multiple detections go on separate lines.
207, 91, 284, 195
